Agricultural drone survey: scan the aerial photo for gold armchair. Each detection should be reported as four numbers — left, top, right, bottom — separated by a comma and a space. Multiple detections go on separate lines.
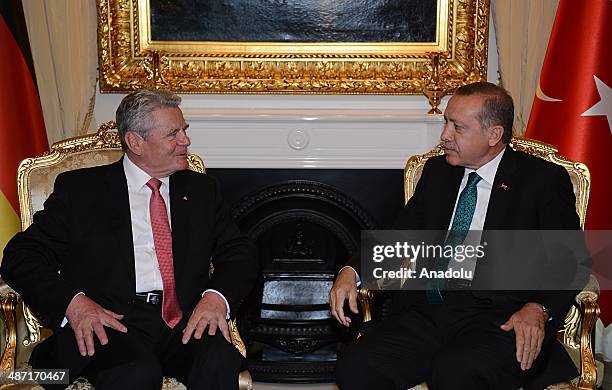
356, 137, 601, 390
0, 123, 252, 390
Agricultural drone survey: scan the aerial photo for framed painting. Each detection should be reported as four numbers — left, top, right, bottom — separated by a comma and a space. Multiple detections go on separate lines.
97, 0, 489, 100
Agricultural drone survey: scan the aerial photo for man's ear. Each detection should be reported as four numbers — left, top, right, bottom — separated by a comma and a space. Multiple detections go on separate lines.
125, 131, 144, 155
487, 125, 504, 146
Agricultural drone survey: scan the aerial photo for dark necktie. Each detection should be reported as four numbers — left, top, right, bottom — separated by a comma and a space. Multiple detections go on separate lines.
146, 178, 183, 328
426, 172, 482, 303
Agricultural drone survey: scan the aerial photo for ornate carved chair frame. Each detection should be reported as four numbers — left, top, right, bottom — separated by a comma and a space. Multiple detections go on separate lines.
357, 137, 600, 389
0, 123, 252, 389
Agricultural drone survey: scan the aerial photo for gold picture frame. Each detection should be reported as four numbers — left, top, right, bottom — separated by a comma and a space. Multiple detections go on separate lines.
97, 0, 489, 108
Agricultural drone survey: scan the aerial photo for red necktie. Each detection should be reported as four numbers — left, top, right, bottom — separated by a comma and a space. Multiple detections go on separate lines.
146, 178, 183, 328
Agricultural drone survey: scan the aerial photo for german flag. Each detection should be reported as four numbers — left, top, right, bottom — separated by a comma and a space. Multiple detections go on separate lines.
0, 0, 48, 252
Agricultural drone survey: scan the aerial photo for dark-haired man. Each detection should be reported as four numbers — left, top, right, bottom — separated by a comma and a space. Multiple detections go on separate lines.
1, 90, 258, 389
330, 82, 588, 389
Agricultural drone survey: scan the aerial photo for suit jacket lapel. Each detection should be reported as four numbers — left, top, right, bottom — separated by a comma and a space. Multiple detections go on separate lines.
170, 171, 191, 284
436, 164, 464, 229
105, 158, 136, 289
484, 146, 518, 229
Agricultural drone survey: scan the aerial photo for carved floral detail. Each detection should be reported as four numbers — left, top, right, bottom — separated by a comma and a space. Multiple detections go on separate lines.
97, 0, 490, 104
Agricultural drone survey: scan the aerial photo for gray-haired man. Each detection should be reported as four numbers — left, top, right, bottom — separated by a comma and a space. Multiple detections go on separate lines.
2, 90, 258, 389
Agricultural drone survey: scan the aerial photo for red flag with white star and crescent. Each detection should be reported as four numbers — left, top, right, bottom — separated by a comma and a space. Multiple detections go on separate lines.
525, 0, 612, 324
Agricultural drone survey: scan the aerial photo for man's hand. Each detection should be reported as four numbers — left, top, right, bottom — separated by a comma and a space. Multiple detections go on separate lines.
500, 302, 548, 371
65, 294, 127, 357
182, 292, 229, 344
329, 268, 359, 327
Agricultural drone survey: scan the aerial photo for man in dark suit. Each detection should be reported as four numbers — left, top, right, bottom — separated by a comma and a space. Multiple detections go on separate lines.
1, 90, 258, 389
329, 82, 589, 389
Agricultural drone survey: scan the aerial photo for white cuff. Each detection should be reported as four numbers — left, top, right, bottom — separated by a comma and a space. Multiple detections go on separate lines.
339, 266, 361, 287
202, 289, 231, 319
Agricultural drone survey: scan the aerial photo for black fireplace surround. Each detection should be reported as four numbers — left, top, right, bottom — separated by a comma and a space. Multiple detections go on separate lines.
209, 168, 403, 383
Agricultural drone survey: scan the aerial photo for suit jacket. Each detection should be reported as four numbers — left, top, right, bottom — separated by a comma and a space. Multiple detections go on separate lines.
352, 147, 589, 387
1, 158, 258, 331
387, 146, 589, 322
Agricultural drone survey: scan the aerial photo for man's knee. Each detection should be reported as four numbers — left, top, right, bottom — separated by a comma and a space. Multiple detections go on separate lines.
180, 333, 244, 389
430, 349, 516, 390
125, 357, 164, 386
211, 333, 242, 363
336, 343, 376, 389
95, 355, 163, 390
191, 332, 243, 369
431, 350, 484, 385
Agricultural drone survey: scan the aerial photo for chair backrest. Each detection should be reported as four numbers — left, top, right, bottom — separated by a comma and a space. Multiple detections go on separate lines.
17, 121, 205, 230
403, 136, 591, 228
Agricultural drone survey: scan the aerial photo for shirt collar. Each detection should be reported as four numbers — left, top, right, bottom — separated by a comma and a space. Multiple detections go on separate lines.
123, 154, 170, 191
464, 148, 505, 185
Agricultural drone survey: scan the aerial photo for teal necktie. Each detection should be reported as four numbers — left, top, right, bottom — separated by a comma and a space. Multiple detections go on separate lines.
426, 172, 482, 303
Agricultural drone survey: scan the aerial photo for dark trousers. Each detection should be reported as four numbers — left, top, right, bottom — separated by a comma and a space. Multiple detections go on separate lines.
336, 293, 559, 390
30, 300, 244, 390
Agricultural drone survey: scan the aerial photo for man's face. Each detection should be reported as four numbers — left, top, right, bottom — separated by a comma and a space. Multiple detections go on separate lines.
136, 107, 191, 177
441, 94, 494, 169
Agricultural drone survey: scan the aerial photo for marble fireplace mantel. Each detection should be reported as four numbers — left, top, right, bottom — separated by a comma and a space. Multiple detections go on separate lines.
179, 101, 445, 170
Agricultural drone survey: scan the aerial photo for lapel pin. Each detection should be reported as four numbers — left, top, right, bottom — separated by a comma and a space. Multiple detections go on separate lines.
500, 183, 508, 191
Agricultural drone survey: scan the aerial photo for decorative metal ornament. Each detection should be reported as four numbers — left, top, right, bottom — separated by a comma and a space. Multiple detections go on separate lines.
97, 0, 490, 112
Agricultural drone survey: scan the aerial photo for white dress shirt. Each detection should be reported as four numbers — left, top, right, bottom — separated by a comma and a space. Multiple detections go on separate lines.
123, 156, 230, 316
448, 148, 505, 231
124, 155, 168, 292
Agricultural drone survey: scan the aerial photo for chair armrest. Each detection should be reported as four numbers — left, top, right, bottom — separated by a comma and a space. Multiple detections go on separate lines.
357, 288, 374, 324
228, 319, 246, 357
228, 320, 253, 390
353, 288, 376, 338
575, 275, 599, 304
0, 290, 18, 370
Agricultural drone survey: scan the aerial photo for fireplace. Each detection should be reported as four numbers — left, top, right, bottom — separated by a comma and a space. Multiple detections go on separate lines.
175, 99, 442, 381
209, 168, 403, 382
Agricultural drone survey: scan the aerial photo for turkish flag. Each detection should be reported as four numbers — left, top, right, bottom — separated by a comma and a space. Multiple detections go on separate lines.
525, 0, 612, 324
